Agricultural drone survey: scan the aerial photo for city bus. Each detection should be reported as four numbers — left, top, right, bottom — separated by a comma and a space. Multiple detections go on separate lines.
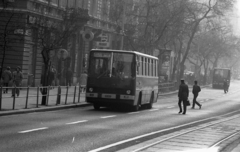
212, 68, 231, 89
86, 49, 159, 111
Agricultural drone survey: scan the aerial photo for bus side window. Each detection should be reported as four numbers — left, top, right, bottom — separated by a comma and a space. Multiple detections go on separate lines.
139, 56, 142, 75
145, 58, 148, 76
148, 58, 150, 77
153, 59, 155, 77
136, 56, 140, 75
142, 57, 145, 76
156, 60, 158, 77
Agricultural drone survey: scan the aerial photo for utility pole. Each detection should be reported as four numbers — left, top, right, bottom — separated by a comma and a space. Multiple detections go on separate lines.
120, 0, 126, 50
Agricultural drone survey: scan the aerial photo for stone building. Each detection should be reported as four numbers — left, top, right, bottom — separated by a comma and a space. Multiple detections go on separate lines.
0, 0, 121, 87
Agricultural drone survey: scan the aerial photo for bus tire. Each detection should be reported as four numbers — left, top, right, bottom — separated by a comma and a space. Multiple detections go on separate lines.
132, 94, 141, 111
147, 93, 154, 109
93, 104, 100, 110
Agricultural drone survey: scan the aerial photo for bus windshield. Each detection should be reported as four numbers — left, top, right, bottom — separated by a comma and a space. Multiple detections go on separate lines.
89, 52, 134, 79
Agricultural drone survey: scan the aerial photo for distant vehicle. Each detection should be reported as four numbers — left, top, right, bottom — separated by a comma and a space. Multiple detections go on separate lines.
212, 68, 231, 89
86, 49, 159, 111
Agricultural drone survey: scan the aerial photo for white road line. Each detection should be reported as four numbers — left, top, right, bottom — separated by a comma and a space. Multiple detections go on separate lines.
128, 112, 140, 114
66, 120, 88, 125
100, 115, 116, 119
88, 110, 240, 152
18, 127, 48, 133
167, 106, 175, 109
149, 109, 159, 111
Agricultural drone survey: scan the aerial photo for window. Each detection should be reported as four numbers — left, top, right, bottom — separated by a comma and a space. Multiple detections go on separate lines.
59, 0, 67, 8
76, 0, 84, 8
145, 58, 148, 76
139, 56, 142, 75
153, 60, 156, 77
142, 57, 145, 76
50, 0, 58, 6
68, 0, 75, 8
156, 60, 158, 77
90, 0, 97, 16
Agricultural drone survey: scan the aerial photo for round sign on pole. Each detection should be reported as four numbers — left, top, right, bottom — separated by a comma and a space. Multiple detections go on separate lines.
57, 49, 69, 60
82, 30, 94, 42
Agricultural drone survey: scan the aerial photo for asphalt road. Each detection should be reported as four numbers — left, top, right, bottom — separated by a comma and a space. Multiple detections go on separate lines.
1, 81, 240, 152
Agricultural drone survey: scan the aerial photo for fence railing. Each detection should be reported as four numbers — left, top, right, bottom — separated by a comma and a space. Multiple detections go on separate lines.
158, 82, 177, 93
0, 85, 86, 111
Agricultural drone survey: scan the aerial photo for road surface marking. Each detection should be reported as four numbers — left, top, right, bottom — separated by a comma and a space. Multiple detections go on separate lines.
66, 120, 88, 125
88, 110, 240, 152
167, 106, 175, 108
100, 115, 116, 119
18, 127, 48, 133
128, 112, 140, 114
149, 109, 159, 111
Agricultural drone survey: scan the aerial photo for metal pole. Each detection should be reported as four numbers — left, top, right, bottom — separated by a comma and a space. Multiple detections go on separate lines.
65, 85, 69, 105
78, 85, 81, 103
25, 86, 29, 109
73, 85, 76, 104
0, 85, 2, 110
46, 86, 50, 106
56, 85, 61, 105
12, 85, 16, 110
37, 86, 39, 108
120, 0, 125, 50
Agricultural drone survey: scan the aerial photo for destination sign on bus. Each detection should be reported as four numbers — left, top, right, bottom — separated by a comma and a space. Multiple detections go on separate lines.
94, 52, 111, 58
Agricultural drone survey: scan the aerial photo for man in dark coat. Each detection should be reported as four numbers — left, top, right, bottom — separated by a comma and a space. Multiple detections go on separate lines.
192, 80, 202, 109
223, 79, 229, 93
178, 79, 189, 114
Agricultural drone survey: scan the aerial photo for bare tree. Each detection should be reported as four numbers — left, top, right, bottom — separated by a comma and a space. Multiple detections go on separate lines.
30, 8, 89, 105
0, 1, 25, 77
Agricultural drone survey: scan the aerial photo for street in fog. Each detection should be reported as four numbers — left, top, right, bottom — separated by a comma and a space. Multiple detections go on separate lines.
1, 81, 240, 152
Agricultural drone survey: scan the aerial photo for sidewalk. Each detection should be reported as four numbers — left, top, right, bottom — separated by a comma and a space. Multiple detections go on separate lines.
0, 86, 90, 116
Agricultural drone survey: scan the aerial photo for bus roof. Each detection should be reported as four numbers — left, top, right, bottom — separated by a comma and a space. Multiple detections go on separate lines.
91, 49, 158, 60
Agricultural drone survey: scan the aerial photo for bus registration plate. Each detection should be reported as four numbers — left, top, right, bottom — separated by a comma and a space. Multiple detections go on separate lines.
102, 94, 116, 99
86, 93, 98, 98
120, 95, 134, 100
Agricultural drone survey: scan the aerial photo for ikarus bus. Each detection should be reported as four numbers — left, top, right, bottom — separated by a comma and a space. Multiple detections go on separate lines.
86, 49, 159, 111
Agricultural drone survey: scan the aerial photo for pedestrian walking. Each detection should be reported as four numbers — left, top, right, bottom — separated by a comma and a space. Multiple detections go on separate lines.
80, 71, 88, 92
178, 79, 189, 114
223, 79, 228, 93
192, 80, 202, 109
12, 66, 23, 97
2, 66, 12, 93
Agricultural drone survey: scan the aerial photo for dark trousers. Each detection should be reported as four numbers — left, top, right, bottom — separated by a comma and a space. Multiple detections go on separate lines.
178, 98, 187, 114
192, 94, 201, 108
12, 81, 20, 96
3, 83, 9, 93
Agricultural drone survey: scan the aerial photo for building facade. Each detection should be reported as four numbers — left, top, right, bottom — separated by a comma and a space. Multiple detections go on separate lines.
0, 0, 121, 87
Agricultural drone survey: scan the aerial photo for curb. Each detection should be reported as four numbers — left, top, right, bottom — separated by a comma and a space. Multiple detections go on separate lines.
0, 102, 92, 117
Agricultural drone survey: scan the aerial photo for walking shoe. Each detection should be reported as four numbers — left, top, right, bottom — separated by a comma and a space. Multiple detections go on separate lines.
199, 104, 202, 109
178, 111, 182, 114
182, 112, 186, 115
191, 107, 195, 109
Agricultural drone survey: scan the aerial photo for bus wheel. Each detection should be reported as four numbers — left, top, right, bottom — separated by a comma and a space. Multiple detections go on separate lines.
132, 95, 141, 111
147, 93, 154, 109
93, 104, 100, 110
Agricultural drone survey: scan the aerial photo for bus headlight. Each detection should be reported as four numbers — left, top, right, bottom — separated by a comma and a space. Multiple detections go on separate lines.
89, 88, 93, 92
126, 90, 131, 94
